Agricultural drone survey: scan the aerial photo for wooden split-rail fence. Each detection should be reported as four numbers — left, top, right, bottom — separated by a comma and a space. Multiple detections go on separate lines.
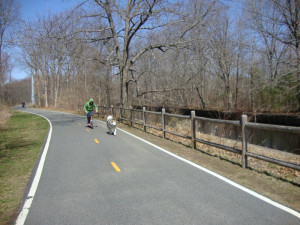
78, 104, 300, 171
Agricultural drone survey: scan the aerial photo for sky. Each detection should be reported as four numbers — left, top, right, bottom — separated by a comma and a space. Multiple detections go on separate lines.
17, 0, 77, 20
12, 0, 81, 80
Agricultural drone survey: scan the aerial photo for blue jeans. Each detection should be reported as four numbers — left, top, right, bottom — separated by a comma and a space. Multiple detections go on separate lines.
87, 112, 93, 124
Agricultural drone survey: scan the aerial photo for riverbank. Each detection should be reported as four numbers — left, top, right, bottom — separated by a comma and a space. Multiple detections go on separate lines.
140, 106, 300, 126
133, 106, 300, 154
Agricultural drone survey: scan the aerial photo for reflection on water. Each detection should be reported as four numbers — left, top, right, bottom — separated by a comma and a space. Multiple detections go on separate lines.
197, 121, 300, 155
248, 128, 300, 155
134, 111, 300, 155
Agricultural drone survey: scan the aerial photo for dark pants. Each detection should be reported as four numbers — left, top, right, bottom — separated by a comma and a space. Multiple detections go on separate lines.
87, 112, 93, 124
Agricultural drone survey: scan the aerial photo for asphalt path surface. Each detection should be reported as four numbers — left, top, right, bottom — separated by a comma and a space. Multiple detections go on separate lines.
15, 108, 299, 225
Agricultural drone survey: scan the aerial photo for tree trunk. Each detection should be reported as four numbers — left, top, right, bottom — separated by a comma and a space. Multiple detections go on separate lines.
250, 67, 254, 111
36, 73, 41, 106
226, 78, 232, 110
121, 64, 131, 108
84, 66, 87, 98
44, 75, 48, 108
106, 65, 111, 106
297, 42, 300, 110
54, 73, 60, 108
119, 69, 124, 108
235, 52, 240, 109
196, 87, 206, 109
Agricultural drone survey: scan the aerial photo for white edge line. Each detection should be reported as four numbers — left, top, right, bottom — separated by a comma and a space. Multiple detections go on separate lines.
117, 127, 300, 219
15, 111, 53, 225
19, 110, 300, 219
45, 112, 300, 218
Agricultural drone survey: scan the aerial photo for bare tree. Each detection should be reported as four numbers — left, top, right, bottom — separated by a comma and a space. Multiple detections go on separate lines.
91, 0, 219, 108
0, 0, 19, 87
18, 0, 300, 112
245, 1, 290, 109
210, 15, 235, 110
246, 0, 300, 109
272, 0, 300, 109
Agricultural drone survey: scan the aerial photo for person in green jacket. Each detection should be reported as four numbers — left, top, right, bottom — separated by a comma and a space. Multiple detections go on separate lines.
83, 98, 98, 126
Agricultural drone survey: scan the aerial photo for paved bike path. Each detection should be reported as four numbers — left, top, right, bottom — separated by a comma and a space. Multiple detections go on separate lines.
16, 108, 299, 224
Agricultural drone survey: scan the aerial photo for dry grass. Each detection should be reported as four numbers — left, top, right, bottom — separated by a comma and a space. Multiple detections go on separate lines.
190, 133, 300, 181
0, 104, 11, 128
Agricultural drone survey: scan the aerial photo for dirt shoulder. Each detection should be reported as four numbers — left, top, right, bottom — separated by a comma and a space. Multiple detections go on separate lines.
116, 122, 300, 212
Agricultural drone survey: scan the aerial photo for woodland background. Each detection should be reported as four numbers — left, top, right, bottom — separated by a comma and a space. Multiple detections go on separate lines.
0, 0, 299, 114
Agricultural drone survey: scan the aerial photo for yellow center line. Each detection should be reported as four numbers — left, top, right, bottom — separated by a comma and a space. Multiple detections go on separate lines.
111, 162, 121, 172
94, 139, 99, 144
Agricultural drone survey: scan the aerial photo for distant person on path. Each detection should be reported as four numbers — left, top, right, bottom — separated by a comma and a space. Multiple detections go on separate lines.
83, 98, 98, 126
22, 102, 25, 108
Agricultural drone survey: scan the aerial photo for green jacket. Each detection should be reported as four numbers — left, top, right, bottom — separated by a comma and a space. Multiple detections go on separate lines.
84, 98, 98, 112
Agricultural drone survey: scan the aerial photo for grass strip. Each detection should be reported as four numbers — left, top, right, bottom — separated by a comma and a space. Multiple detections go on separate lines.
0, 111, 49, 225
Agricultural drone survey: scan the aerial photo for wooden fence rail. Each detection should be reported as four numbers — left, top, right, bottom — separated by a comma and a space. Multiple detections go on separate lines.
78, 104, 300, 171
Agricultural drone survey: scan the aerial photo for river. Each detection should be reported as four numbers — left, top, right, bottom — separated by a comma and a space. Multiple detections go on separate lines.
197, 121, 300, 155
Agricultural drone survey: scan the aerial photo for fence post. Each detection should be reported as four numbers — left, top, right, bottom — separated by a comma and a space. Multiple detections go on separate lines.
241, 114, 248, 168
130, 106, 133, 126
143, 107, 146, 132
104, 105, 106, 116
191, 111, 196, 149
162, 108, 166, 139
